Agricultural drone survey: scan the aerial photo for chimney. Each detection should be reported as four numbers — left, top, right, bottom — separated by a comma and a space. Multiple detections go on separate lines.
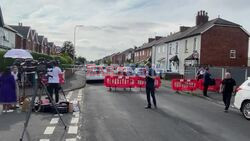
196, 10, 209, 26
148, 38, 154, 43
180, 26, 190, 32
155, 36, 162, 40
18, 22, 22, 26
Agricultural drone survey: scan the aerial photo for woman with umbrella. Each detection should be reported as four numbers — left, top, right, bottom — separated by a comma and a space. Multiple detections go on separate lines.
0, 67, 17, 113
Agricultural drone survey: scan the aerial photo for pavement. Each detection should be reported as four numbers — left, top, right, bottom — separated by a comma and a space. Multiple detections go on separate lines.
19, 70, 86, 97
0, 70, 86, 141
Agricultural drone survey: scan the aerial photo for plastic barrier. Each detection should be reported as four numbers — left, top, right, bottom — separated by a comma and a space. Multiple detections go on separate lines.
104, 75, 161, 90
171, 79, 197, 92
197, 79, 222, 92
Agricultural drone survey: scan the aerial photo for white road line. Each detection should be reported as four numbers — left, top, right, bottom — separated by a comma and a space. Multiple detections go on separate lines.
39, 139, 50, 141
78, 89, 82, 97
71, 117, 79, 124
68, 126, 78, 134
44, 126, 55, 135
73, 112, 80, 117
65, 138, 76, 141
50, 118, 59, 124
54, 114, 63, 117
67, 91, 73, 100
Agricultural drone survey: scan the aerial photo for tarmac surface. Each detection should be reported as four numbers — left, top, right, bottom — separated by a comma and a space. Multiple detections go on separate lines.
81, 82, 250, 141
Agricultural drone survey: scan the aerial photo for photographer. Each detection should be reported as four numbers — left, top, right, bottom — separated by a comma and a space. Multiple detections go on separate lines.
47, 61, 62, 103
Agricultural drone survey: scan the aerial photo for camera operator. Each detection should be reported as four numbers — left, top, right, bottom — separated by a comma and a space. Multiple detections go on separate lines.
47, 61, 62, 103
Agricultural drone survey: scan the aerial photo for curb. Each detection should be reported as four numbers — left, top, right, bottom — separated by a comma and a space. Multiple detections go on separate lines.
63, 80, 87, 93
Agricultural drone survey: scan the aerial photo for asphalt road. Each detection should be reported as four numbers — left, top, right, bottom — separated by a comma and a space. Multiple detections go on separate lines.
81, 83, 250, 141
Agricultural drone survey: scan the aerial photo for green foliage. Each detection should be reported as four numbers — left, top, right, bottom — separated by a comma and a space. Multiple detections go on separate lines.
0, 50, 14, 72
61, 41, 74, 59
0, 50, 74, 72
76, 56, 86, 64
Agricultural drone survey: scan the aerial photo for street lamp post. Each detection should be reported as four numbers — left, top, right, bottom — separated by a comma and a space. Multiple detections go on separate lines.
73, 25, 83, 64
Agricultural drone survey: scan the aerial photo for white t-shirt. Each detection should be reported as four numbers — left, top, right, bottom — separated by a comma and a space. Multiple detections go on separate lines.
48, 66, 62, 83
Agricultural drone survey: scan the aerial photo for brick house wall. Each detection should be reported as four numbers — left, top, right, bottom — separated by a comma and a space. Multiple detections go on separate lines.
15, 34, 23, 49
200, 25, 249, 67
134, 47, 152, 63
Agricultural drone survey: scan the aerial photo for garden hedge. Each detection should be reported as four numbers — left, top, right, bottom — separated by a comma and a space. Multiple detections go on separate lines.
0, 50, 73, 71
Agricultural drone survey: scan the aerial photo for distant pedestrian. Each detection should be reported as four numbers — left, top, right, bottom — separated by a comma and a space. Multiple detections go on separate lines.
196, 67, 205, 80
145, 63, 157, 109
220, 72, 236, 112
203, 67, 211, 97
11, 65, 20, 108
0, 68, 17, 113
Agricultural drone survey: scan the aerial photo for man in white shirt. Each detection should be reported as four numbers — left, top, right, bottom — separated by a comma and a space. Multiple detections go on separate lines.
47, 61, 62, 103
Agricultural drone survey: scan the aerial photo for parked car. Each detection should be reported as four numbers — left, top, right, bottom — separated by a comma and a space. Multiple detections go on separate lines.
116, 67, 134, 76
86, 66, 105, 81
134, 67, 146, 76
234, 79, 250, 120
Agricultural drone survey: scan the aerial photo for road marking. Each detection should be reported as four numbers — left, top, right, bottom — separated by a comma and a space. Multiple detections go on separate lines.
67, 91, 73, 100
78, 89, 82, 97
68, 126, 78, 134
50, 118, 59, 124
54, 114, 63, 117
44, 126, 55, 135
73, 112, 80, 117
71, 117, 79, 124
66, 138, 77, 141
39, 139, 50, 141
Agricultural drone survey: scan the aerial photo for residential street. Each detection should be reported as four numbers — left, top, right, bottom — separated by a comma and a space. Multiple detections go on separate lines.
1, 73, 250, 141
82, 83, 250, 141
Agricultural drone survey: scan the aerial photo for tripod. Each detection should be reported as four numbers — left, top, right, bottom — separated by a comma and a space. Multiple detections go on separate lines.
20, 72, 67, 141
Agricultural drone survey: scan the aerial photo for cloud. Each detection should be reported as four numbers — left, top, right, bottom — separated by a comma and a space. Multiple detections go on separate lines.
0, 0, 249, 61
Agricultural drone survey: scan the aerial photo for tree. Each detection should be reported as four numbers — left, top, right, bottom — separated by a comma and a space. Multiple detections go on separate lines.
77, 56, 86, 64
61, 41, 74, 59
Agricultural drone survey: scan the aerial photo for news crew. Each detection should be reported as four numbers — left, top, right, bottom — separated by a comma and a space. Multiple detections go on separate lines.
47, 61, 62, 103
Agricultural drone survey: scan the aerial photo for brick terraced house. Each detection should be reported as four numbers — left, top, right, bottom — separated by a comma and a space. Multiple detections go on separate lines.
152, 10, 249, 75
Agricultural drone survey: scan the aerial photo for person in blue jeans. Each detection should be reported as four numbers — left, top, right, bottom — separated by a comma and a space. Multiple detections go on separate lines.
145, 63, 157, 109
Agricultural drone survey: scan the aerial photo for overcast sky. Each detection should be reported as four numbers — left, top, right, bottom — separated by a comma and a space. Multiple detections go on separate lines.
0, 0, 249, 61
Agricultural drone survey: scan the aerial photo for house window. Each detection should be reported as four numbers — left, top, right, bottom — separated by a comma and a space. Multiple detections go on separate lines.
169, 44, 172, 55
175, 42, 178, 54
193, 38, 197, 51
158, 47, 160, 53
185, 40, 188, 53
230, 50, 236, 59
142, 50, 145, 56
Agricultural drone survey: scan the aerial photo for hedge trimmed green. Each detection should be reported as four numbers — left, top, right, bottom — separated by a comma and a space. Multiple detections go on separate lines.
0, 50, 73, 71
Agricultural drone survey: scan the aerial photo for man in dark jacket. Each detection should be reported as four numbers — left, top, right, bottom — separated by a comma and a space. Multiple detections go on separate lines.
145, 63, 157, 109
220, 72, 236, 112
203, 67, 211, 97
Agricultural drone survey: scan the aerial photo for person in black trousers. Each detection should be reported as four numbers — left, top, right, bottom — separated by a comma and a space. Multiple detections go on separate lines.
145, 63, 157, 109
220, 72, 236, 112
203, 67, 211, 97
47, 61, 62, 103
